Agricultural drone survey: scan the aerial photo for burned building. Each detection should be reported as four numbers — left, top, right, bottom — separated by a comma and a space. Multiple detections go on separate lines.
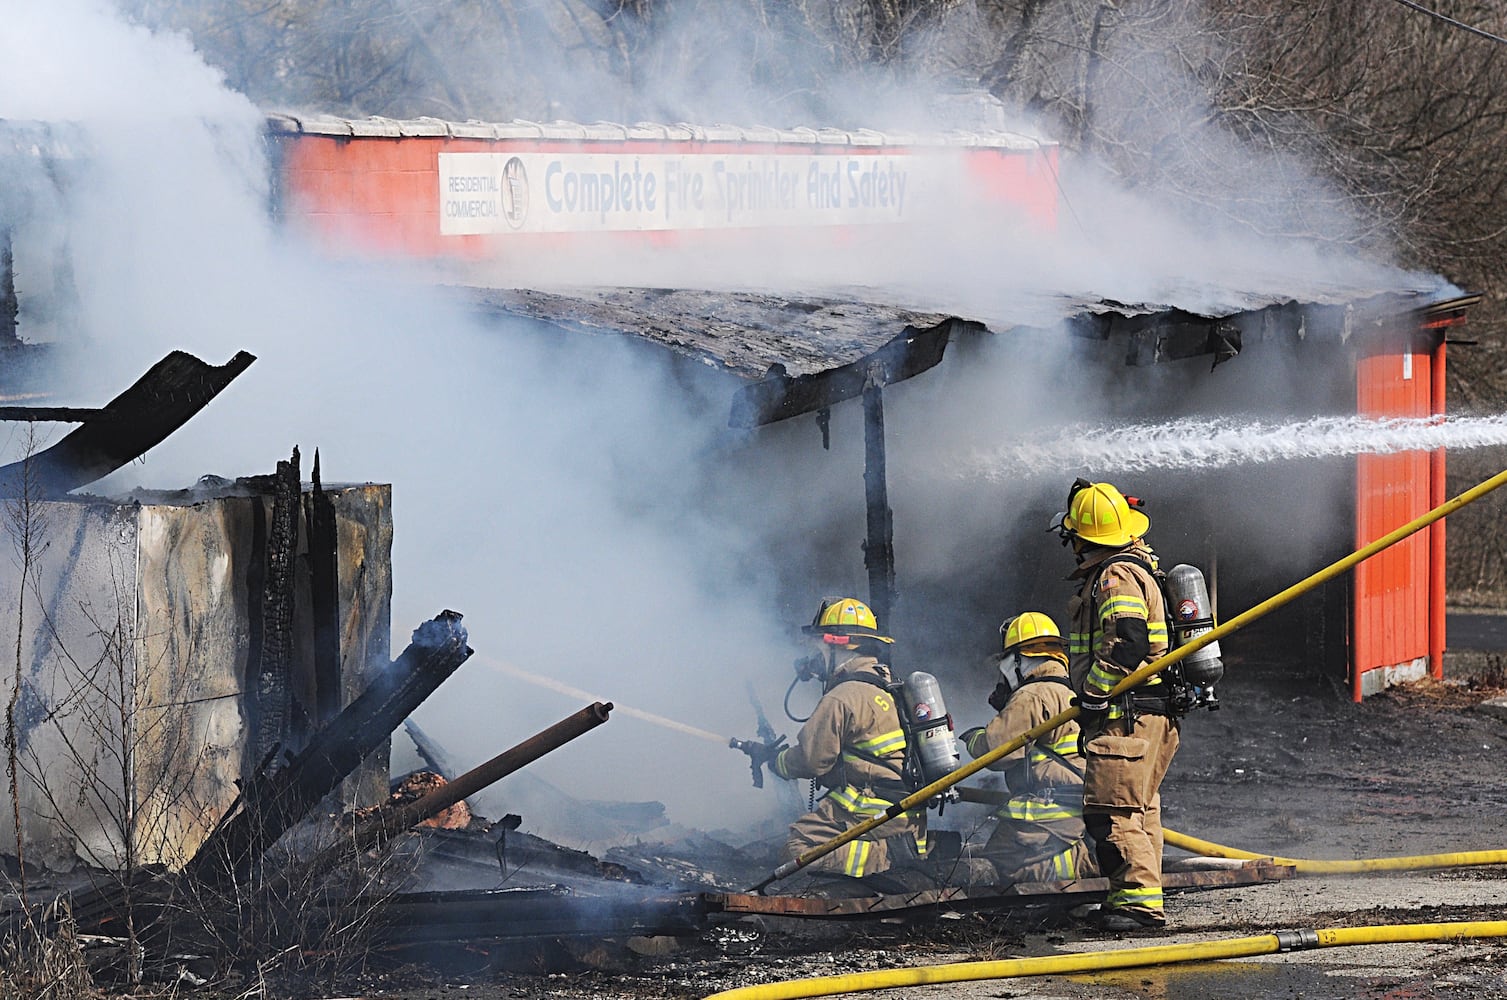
455, 282, 1475, 705
0, 352, 393, 871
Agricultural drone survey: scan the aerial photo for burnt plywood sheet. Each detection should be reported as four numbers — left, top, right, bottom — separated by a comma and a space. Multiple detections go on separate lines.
466, 285, 956, 380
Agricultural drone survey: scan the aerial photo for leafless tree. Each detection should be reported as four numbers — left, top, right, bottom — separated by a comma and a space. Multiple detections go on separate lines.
5, 428, 48, 910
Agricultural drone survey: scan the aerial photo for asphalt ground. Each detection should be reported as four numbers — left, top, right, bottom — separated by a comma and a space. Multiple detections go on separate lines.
1447, 610, 1507, 651
374, 652, 1507, 1000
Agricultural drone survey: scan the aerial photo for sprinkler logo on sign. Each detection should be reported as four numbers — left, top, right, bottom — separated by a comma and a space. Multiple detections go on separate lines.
439, 151, 930, 235
500, 156, 528, 230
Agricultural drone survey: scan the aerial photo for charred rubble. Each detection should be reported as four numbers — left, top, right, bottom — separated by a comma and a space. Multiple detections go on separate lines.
0, 348, 1300, 992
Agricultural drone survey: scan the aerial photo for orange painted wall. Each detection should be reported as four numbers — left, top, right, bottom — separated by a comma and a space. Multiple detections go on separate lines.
274, 134, 1060, 258
1353, 332, 1437, 700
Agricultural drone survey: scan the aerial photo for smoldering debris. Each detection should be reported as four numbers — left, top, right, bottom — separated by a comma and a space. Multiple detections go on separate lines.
0, 614, 638, 985
183, 611, 475, 886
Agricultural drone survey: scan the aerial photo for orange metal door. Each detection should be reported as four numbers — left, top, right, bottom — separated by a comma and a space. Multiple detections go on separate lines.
1353, 338, 1433, 700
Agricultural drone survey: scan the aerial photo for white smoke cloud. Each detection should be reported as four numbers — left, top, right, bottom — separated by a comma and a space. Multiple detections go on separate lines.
0, 0, 1474, 856
0, 0, 807, 839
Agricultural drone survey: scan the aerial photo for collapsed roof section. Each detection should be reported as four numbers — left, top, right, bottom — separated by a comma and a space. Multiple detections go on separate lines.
468, 285, 955, 381
465, 281, 1478, 409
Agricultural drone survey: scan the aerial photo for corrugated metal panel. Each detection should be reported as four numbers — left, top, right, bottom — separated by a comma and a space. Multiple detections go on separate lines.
1354, 337, 1432, 699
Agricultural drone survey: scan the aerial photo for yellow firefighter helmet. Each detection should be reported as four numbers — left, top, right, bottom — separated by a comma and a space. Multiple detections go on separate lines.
997, 611, 1068, 689
1000, 611, 1067, 658
1056, 480, 1149, 548
802, 596, 894, 644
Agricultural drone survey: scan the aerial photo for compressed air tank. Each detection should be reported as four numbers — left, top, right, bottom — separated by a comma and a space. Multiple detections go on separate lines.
902, 671, 961, 784
1167, 563, 1223, 688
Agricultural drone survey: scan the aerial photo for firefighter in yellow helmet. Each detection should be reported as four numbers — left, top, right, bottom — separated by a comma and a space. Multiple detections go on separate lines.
734, 597, 928, 883
958, 612, 1098, 884
1052, 479, 1178, 931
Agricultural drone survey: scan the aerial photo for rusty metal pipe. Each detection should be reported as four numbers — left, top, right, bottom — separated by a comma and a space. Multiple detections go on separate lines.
289, 703, 613, 884
389, 701, 612, 831
347, 702, 612, 851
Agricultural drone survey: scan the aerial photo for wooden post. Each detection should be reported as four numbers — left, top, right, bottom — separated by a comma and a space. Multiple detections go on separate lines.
862, 372, 895, 634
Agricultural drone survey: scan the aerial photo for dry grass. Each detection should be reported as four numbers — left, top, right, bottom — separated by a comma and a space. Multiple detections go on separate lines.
1385, 675, 1506, 709
0, 898, 98, 1000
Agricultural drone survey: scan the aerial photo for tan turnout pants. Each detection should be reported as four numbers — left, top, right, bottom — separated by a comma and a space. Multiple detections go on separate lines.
784, 795, 927, 879
1080, 712, 1180, 920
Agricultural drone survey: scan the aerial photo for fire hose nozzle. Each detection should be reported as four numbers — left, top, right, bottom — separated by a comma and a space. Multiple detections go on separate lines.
729, 738, 769, 788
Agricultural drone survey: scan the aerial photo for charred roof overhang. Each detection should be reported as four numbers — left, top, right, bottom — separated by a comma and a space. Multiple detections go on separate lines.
1418, 293, 1482, 340
1060, 290, 1480, 370
0, 349, 255, 498
729, 317, 980, 428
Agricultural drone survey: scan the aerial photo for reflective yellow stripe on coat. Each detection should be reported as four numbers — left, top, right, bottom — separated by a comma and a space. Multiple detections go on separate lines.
852, 728, 906, 756
1027, 731, 1082, 767
841, 840, 873, 878
1001, 795, 1083, 823
828, 785, 896, 818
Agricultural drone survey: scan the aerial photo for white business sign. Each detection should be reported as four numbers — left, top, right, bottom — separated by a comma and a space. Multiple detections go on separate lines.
438, 151, 933, 235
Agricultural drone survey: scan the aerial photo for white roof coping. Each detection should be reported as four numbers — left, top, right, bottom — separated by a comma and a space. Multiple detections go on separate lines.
263, 113, 1051, 150
398, 117, 453, 137
347, 117, 404, 137
447, 120, 502, 139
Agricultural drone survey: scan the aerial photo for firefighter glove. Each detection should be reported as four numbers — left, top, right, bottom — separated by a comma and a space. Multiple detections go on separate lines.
1071, 695, 1109, 740
958, 726, 986, 755
1072, 694, 1110, 714
987, 681, 1013, 712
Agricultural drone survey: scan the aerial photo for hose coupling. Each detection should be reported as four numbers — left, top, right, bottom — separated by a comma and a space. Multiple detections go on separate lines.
1275, 929, 1320, 952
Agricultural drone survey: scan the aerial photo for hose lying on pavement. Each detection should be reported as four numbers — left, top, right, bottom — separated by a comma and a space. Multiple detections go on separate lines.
702, 920, 1507, 1000
1163, 828, 1507, 874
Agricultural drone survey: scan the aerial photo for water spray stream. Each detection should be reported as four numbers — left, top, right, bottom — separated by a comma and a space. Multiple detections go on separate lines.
964, 413, 1507, 478
478, 654, 730, 746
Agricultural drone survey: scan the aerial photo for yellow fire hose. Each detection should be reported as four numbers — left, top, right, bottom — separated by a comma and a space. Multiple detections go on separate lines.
702, 920, 1507, 1000
748, 465, 1507, 892
1163, 828, 1507, 874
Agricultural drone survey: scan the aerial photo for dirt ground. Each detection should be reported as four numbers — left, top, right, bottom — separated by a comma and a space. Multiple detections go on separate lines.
278, 636, 1507, 1000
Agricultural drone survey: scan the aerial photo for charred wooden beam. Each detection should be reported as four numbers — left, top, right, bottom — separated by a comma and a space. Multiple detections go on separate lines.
353, 887, 711, 944
0, 349, 255, 497
254, 448, 300, 758
402, 717, 461, 780
306, 450, 342, 725
185, 610, 473, 885
861, 374, 895, 632
728, 318, 971, 428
